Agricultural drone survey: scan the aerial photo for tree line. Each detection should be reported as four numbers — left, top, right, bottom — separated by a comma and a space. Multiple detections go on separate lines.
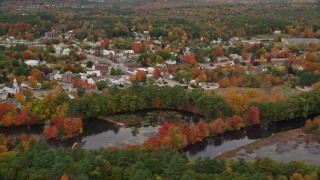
0, 139, 319, 179
68, 85, 320, 124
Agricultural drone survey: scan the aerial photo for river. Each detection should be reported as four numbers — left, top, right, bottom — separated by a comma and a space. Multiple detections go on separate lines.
0, 111, 318, 165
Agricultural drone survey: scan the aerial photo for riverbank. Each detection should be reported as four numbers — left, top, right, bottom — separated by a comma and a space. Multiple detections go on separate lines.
215, 128, 320, 166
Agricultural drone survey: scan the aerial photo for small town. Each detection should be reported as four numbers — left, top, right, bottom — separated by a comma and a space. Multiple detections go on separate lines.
0, 0, 320, 179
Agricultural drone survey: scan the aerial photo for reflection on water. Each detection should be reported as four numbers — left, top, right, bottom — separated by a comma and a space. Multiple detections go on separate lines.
0, 113, 313, 161
185, 116, 310, 159
81, 120, 159, 149
0, 124, 44, 137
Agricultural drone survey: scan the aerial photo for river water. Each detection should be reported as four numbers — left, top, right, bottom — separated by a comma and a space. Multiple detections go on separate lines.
0, 112, 315, 163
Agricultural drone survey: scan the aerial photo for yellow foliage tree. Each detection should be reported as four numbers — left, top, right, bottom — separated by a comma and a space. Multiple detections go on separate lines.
224, 88, 250, 112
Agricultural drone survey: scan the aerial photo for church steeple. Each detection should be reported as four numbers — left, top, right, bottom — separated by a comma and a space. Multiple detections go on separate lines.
13, 78, 18, 88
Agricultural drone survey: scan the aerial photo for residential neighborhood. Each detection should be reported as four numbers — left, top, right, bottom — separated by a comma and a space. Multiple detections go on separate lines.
0, 1, 320, 179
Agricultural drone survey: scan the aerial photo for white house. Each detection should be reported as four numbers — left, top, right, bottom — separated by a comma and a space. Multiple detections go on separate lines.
87, 70, 101, 77
0, 88, 8, 101
103, 50, 115, 56
25, 60, 40, 67
48, 70, 61, 80
217, 56, 229, 62
211, 38, 222, 44
166, 59, 177, 65
21, 81, 29, 88
87, 76, 105, 85
79, 73, 88, 80
229, 54, 243, 61
6, 36, 15, 42
156, 63, 167, 68
153, 40, 161, 45
63, 48, 71, 55
55, 46, 62, 54
89, 49, 95, 54
274, 30, 281, 35
124, 50, 134, 55
4, 78, 19, 95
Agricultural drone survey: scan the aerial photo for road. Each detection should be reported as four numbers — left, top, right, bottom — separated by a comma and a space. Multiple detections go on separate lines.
0, 40, 43, 47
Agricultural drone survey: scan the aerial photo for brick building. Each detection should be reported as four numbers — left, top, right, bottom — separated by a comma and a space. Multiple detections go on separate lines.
61, 73, 81, 84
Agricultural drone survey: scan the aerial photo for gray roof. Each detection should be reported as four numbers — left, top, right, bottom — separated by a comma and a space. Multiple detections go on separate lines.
108, 75, 121, 80
91, 76, 105, 82
5, 82, 13, 88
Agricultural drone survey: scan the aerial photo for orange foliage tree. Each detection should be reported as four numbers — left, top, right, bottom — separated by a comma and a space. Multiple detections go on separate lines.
247, 106, 260, 125
168, 65, 176, 74
208, 118, 225, 134
131, 42, 143, 53
28, 76, 38, 88
136, 70, 147, 82
312, 82, 320, 90
231, 115, 246, 130
1, 115, 13, 127
183, 53, 196, 64
14, 93, 25, 104
218, 77, 232, 88
241, 52, 248, 60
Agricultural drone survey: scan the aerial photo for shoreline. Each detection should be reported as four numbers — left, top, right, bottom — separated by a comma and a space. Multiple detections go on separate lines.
215, 128, 306, 160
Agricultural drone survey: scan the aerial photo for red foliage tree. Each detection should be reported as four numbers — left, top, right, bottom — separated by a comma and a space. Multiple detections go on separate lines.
231, 115, 245, 130
45, 116, 83, 140
31, 69, 42, 80
12, 109, 30, 126
247, 106, 260, 125
209, 118, 225, 134
241, 52, 248, 60
143, 139, 161, 149
66, 64, 73, 71
215, 47, 223, 57
250, 56, 256, 64
153, 68, 160, 77
183, 53, 196, 64
21, 50, 30, 59
100, 38, 109, 49
73, 80, 83, 88
167, 65, 176, 74
188, 124, 201, 144
0, 101, 15, 118
267, 56, 271, 63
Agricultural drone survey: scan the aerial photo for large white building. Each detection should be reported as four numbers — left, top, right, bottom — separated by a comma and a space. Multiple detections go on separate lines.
25, 60, 40, 67
1, 78, 20, 97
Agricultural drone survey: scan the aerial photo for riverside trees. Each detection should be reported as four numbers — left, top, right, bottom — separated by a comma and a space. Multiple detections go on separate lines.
0, 140, 319, 180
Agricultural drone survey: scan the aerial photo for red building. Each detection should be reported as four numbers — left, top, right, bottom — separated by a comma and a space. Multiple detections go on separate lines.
95, 64, 108, 71
61, 73, 81, 84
